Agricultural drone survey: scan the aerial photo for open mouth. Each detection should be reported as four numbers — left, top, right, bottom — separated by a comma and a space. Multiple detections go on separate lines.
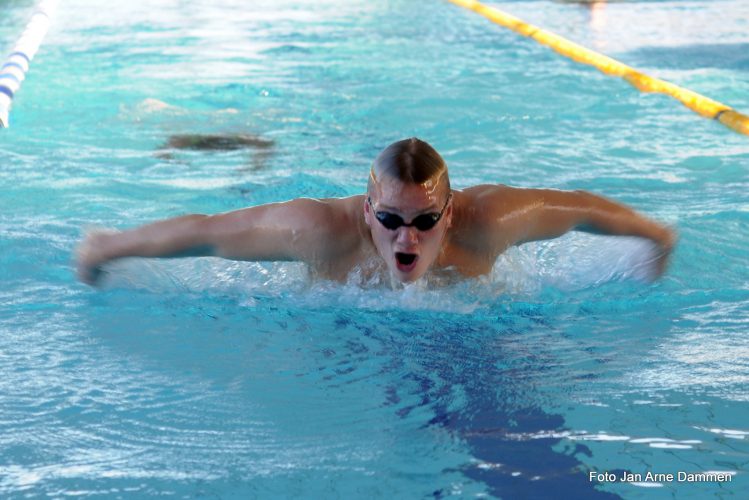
395, 252, 418, 272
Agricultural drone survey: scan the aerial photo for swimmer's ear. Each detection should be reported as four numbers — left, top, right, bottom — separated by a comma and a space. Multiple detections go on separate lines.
444, 195, 454, 229
363, 196, 373, 227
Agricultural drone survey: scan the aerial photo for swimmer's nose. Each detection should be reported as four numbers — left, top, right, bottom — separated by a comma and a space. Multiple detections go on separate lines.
396, 226, 419, 244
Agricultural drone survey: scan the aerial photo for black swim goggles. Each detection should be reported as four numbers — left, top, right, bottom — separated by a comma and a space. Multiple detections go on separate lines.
368, 193, 452, 231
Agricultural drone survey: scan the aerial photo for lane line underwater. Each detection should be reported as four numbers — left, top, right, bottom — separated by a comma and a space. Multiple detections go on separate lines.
446, 0, 749, 137
0, 0, 59, 128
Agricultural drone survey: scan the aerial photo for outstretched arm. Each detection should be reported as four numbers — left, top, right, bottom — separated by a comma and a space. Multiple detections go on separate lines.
76, 198, 336, 285
483, 186, 675, 275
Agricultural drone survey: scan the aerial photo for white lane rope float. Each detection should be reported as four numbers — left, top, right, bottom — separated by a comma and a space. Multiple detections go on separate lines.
0, 0, 59, 128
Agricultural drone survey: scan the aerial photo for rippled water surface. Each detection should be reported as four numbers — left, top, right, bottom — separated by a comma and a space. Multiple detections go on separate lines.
2, 0, 749, 497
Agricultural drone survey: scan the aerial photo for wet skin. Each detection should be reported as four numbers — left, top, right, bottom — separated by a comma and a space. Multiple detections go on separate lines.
76, 180, 675, 286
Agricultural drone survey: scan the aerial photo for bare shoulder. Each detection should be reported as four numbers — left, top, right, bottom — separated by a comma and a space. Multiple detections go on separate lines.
298, 195, 367, 256
315, 195, 365, 233
457, 184, 541, 223
450, 184, 549, 252
207, 196, 351, 230
460, 184, 581, 222
461, 184, 547, 207
197, 195, 365, 263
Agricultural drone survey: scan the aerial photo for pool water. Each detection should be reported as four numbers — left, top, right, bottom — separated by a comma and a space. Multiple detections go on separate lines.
2, 0, 749, 497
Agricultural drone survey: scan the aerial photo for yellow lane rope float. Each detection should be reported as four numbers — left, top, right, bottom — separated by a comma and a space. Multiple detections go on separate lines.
446, 0, 749, 136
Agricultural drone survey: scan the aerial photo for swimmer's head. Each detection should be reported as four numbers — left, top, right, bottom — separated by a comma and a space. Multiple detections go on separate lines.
367, 138, 450, 200
364, 138, 453, 283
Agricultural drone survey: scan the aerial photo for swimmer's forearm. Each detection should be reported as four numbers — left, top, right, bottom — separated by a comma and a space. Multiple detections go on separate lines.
574, 191, 674, 249
517, 189, 674, 250
570, 191, 676, 277
76, 215, 213, 285
101, 215, 214, 260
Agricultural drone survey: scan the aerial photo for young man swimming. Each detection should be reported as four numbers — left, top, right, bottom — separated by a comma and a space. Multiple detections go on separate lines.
76, 138, 675, 286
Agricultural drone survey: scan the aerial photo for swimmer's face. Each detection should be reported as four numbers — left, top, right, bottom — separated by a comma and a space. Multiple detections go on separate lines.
364, 177, 452, 283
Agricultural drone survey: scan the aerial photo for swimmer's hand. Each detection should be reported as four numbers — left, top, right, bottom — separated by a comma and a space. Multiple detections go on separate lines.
652, 225, 677, 278
75, 230, 116, 286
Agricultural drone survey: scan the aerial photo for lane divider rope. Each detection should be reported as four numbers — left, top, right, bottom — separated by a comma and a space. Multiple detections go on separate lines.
0, 0, 59, 128
446, 0, 749, 136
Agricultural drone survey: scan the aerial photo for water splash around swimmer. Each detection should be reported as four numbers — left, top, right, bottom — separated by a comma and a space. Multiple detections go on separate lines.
94, 233, 662, 315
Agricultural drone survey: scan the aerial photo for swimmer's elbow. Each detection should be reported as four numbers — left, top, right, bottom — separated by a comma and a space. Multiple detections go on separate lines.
197, 212, 281, 261
515, 190, 594, 243
191, 214, 239, 258
155, 214, 218, 258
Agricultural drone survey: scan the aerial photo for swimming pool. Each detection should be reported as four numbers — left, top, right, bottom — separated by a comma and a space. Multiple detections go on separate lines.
2, 0, 748, 497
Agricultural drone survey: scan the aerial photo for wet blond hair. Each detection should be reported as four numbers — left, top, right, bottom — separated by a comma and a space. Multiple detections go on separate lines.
367, 138, 450, 197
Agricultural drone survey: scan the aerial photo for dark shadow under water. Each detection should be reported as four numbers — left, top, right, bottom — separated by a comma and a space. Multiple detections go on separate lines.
156, 133, 275, 171
370, 308, 621, 499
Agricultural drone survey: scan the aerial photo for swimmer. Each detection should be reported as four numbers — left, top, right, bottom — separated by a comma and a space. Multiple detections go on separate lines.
156, 133, 275, 170
164, 133, 274, 151
76, 138, 675, 286
130, 98, 274, 165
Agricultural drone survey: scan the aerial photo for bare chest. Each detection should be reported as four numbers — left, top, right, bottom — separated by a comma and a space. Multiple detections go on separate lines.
435, 241, 500, 278
309, 244, 386, 283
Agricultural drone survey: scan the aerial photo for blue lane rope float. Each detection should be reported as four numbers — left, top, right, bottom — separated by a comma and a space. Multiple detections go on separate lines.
0, 0, 59, 128
446, 0, 749, 137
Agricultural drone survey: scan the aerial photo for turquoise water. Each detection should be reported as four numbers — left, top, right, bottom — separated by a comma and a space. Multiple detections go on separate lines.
2, 0, 749, 497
